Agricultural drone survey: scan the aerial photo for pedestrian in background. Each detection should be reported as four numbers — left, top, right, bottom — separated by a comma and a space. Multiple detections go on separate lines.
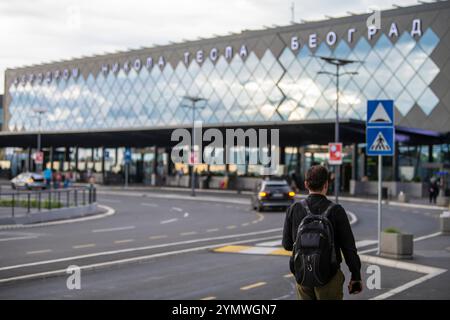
429, 177, 439, 204
43, 165, 52, 189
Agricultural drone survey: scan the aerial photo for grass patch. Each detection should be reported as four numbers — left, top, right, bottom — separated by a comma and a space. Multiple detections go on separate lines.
0, 199, 63, 209
383, 227, 401, 234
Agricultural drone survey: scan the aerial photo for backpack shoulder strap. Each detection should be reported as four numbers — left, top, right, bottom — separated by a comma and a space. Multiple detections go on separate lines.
321, 202, 337, 218
300, 199, 313, 216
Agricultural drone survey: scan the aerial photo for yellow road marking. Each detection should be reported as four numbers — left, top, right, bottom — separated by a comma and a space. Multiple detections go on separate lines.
240, 282, 267, 291
200, 296, 217, 300
114, 239, 134, 244
72, 244, 96, 249
270, 248, 291, 256
214, 245, 251, 253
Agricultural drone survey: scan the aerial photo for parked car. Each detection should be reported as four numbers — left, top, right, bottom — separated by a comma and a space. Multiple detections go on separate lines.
10, 172, 46, 190
251, 179, 296, 212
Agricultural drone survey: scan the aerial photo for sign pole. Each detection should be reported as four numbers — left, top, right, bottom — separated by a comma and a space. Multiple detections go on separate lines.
125, 162, 129, 188
377, 155, 382, 255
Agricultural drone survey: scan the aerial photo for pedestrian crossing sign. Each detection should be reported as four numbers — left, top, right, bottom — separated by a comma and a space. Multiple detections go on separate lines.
366, 127, 395, 156
366, 100, 395, 156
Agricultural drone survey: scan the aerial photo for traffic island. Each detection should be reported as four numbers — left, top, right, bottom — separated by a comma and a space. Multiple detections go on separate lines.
380, 228, 414, 260
0, 203, 99, 225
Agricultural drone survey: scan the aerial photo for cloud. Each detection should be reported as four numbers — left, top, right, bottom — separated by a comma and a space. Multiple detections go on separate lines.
0, 0, 419, 93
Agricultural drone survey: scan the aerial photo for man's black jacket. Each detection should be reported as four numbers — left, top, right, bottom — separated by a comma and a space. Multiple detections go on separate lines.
282, 193, 361, 281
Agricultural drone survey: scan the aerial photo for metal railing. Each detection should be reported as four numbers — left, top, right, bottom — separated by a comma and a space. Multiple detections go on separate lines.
0, 185, 97, 218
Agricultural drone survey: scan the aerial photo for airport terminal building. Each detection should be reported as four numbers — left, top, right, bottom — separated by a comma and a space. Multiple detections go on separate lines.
1, 1, 450, 195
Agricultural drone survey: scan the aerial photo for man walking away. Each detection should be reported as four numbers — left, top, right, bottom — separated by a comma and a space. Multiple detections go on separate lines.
429, 177, 439, 204
282, 165, 362, 300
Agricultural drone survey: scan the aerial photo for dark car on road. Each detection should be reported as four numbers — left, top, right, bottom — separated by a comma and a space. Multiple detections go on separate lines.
250, 179, 295, 212
10, 172, 46, 190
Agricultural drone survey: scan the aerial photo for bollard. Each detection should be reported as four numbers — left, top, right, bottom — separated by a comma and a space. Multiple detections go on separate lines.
440, 211, 450, 234
398, 191, 409, 203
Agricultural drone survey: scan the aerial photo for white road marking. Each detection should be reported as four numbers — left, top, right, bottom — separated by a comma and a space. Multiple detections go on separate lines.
114, 239, 134, 244
92, 226, 135, 233
226, 225, 236, 229
73, 244, 96, 249
240, 282, 266, 290
356, 240, 378, 248
149, 235, 168, 240
26, 249, 52, 255
241, 223, 250, 227
272, 294, 291, 300
256, 240, 281, 247
183, 212, 189, 218
0, 228, 283, 273
141, 203, 158, 207
0, 234, 282, 284
180, 231, 197, 236
172, 207, 183, 212
0, 236, 37, 242
201, 296, 217, 300
160, 218, 178, 224
206, 228, 219, 233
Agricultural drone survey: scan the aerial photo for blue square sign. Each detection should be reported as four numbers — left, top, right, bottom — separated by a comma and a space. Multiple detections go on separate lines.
366, 127, 395, 156
367, 100, 394, 127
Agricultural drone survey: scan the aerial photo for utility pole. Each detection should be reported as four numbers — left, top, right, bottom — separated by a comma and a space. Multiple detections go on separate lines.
33, 107, 47, 173
181, 96, 206, 197
317, 56, 360, 203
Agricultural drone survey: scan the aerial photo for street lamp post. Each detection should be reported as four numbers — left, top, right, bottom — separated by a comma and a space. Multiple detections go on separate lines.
317, 56, 359, 203
182, 95, 206, 197
33, 107, 47, 173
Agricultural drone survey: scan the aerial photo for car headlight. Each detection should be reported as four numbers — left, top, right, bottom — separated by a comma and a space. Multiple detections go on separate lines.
288, 191, 295, 197
258, 191, 267, 198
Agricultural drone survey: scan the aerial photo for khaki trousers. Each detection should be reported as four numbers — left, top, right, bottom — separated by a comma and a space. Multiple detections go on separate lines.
296, 269, 345, 300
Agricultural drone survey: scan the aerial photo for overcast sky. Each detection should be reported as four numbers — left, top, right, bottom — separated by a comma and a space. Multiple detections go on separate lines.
0, 0, 421, 93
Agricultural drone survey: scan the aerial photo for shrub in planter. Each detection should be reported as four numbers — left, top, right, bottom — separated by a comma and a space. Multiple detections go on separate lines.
380, 227, 413, 259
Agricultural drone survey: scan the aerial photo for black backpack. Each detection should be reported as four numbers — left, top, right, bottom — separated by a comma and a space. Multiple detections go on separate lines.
292, 199, 337, 287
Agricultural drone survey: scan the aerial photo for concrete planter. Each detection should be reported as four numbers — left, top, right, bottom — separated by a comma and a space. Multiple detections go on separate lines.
380, 232, 413, 259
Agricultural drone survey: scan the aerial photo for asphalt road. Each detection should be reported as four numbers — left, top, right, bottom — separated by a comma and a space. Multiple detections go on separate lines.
0, 189, 445, 299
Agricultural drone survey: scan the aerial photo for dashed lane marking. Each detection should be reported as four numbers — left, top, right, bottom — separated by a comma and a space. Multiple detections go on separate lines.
92, 226, 135, 233
114, 239, 134, 244
226, 225, 236, 230
180, 231, 198, 236
200, 296, 217, 300
149, 235, 168, 240
72, 244, 96, 249
241, 223, 250, 227
172, 207, 183, 212
206, 228, 219, 233
240, 282, 267, 291
160, 218, 178, 224
26, 249, 52, 255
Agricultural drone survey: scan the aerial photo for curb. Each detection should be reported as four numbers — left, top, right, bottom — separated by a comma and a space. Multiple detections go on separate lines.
0, 204, 115, 230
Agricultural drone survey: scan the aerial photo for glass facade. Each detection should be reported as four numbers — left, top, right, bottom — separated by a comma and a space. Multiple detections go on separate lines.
7, 29, 440, 133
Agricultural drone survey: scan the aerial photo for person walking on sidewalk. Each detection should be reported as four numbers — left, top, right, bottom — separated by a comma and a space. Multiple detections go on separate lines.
428, 177, 439, 204
282, 165, 362, 300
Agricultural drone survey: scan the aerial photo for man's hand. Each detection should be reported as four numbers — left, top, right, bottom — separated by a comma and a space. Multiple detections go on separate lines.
348, 280, 363, 294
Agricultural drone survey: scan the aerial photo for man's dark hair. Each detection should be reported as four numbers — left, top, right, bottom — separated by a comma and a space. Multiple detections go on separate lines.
305, 165, 329, 192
